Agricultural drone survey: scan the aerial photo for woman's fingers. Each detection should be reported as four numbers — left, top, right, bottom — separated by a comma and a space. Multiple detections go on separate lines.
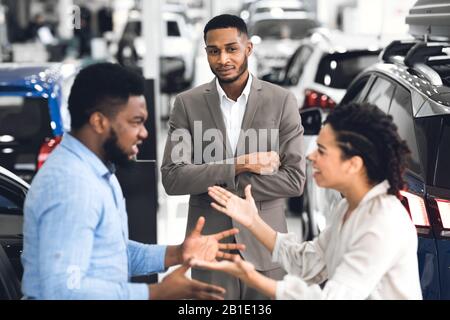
217, 252, 242, 261
210, 186, 233, 198
208, 189, 228, 206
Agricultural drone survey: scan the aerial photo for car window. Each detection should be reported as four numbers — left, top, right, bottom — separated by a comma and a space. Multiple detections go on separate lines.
285, 45, 313, 85
435, 116, 450, 189
315, 51, 379, 90
167, 20, 180, 37
389, 85, 422, 176
0, 97, 52, 140
0, 185, 23, 236
364, 76, 394, 113
340, 75, 372, 105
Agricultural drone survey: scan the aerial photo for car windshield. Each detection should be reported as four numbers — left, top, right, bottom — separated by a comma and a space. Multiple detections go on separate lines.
315, 51, 380, 89
251, 18, 317, 40
0, 96, 51, 140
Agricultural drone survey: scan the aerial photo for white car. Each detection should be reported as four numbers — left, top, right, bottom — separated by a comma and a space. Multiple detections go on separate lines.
280, 29, 383, 239
249, 11, 318, 78
117, 10, 196, 92
283, 29, 382, 109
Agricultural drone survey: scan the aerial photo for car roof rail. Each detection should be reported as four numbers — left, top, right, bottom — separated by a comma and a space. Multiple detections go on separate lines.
381, 40, 417, 62
413, 63, 443, 86
404, 42, 450, 66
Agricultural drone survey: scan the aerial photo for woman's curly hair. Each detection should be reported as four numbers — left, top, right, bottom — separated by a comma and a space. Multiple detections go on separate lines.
324, 102, 410, 198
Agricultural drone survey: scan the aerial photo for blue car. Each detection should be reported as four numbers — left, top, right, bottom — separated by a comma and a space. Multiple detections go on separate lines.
0, 63, 78, 182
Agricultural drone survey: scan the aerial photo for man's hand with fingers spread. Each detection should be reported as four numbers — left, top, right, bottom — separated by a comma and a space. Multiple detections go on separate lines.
181, 216, 246, 263
149, 262, 226, 300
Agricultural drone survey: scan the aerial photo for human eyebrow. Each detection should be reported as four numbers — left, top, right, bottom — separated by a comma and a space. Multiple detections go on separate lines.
317, 143, 326, 150
132, 115, 146, 122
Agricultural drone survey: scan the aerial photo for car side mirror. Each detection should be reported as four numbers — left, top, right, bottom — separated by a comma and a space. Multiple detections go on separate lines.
287, 75, 297, 86
300, 108, 322, 135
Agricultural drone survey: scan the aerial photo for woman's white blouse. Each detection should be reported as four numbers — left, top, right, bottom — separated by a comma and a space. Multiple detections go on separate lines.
272, 180, 422, 300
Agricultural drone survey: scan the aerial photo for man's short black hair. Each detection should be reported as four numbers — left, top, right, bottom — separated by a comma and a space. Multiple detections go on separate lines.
203, 14, 248, 42
68, 63, 145, 130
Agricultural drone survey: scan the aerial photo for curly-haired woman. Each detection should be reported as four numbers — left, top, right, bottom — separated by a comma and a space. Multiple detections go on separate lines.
191, 102, 422, 300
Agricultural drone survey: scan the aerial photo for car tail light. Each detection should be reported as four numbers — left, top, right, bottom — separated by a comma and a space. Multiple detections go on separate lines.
37, 136, 62, 170
436, 199, 450, 229
303, 89, 336, 110
400, 190, 430, 227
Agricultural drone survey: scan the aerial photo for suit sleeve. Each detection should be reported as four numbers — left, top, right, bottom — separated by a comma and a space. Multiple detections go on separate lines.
235, 91, 305, 201
161, 94, 236, 195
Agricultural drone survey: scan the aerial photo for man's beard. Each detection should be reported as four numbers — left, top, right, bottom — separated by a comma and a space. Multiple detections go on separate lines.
103, 128, 132, 167
212, 58, 248, 84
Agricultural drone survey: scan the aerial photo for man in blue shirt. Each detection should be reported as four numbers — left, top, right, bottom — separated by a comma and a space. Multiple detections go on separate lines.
21, 63, 243, 299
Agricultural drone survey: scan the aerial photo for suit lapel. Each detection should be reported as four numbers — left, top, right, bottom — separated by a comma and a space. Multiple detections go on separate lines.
235, 77, 263, 156
204, 79, 233, 158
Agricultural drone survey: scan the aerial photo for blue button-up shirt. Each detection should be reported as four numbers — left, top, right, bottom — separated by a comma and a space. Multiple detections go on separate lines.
21, 133, 166, 299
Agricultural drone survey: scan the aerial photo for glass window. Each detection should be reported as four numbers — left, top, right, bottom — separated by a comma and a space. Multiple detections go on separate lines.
0, 96, 52, 178
364, 77, 395, 113
340, 75, 372, 105
315, 51, 379, 90
0, 97, 51, 140
389, 85, 422, 175
285, 46, 313, 85
0, 187, 23, 236
167, 21, 181, 37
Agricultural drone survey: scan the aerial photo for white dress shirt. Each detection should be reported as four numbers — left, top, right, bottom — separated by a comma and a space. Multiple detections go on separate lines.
216, 74, 253, 155
272, 180, 423, 300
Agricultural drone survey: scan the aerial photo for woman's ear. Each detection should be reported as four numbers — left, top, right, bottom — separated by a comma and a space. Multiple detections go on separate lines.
89, 112, 110, 134
348, 155, 365, 175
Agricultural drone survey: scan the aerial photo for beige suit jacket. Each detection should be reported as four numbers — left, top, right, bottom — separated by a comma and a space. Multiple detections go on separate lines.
161, 77, 305, 271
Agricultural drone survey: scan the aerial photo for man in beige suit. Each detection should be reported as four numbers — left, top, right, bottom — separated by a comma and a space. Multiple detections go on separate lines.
161, 14, 305, 299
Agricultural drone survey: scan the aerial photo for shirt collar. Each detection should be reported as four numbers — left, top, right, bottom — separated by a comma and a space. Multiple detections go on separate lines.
60, 133, 113, 179
216, 73, 253, 103
359, 180, 391, 206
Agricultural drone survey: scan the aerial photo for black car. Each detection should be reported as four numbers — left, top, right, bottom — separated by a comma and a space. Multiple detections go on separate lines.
0, 165, 28, 299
